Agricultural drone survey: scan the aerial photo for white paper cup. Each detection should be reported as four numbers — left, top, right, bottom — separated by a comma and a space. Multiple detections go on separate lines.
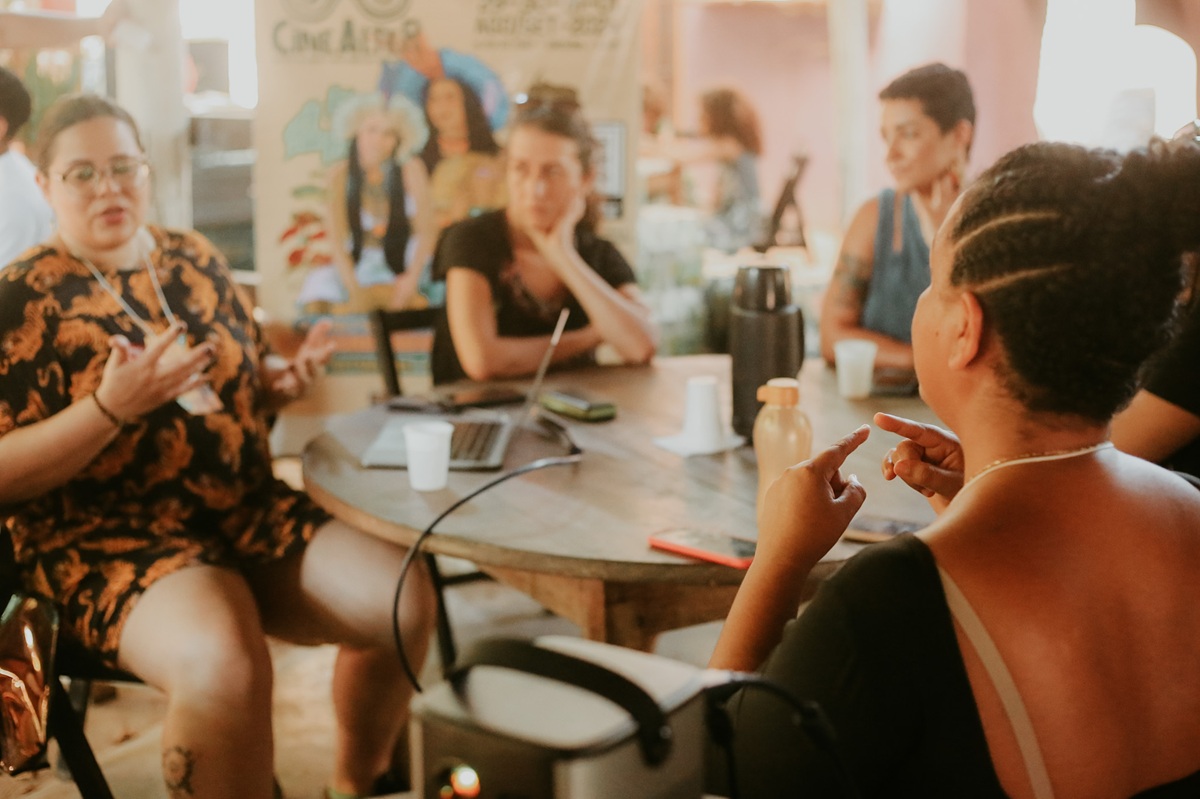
834, 339, 878, 399
682, 375, 724, 452
402, 420, 454, 491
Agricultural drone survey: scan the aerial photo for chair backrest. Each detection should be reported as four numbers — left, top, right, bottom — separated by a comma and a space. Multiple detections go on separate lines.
757, 153, 809, 251
369, 307, 440, 397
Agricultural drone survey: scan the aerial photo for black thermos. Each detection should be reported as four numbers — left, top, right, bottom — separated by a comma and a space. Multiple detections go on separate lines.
729, 265, 804, 439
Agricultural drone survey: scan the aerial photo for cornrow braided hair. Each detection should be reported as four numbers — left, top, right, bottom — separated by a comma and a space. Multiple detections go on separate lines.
949, 141, 1200, 422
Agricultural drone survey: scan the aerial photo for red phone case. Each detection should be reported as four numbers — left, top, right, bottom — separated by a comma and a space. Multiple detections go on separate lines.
648, 529, 756, 569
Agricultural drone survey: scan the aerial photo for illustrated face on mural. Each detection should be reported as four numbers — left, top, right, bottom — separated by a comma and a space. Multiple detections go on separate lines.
506, 124, 593, 233
354, 109, 400, 169
880, 98, 963, 194
426, 78, 467, 138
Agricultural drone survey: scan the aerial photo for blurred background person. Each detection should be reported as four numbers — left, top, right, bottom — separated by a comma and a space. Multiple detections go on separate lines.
819, 62, 975, 373
693, 86, 764, 252
324, 91, 435, 312
1112, 120, 1200, 481
431, 82, 657, 383
0, 65, 54, 266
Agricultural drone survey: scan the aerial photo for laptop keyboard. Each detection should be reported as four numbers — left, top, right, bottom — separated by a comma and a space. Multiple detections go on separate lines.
451, 420, 503, 461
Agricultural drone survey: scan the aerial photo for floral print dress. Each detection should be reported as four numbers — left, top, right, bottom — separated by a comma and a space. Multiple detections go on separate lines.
0, 227, 330, 664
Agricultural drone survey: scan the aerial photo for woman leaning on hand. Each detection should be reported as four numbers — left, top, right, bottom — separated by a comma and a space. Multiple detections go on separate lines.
430, 82, 657, 384
711, 141, 1200, 797
0, 95, 437, 799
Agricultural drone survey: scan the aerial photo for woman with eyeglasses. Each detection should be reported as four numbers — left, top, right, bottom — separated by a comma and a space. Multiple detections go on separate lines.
430, 83, 658, 384
710, 140, 1200, 797
0, 94, 437, 799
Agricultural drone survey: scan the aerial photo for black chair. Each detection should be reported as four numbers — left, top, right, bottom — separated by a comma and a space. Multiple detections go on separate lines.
1, 527, 137, 799
756, 153, 810, 252
368, 306, 495, 671
369, 307, 440, 397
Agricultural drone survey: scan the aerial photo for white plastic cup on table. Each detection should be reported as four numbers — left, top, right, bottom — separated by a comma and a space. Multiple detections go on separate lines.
682, 375, 724, 452
833, 339, 878, 399
402, 420, 454, 491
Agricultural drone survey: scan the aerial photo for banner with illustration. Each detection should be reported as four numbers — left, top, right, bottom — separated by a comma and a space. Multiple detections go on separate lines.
252, 0, 641, 325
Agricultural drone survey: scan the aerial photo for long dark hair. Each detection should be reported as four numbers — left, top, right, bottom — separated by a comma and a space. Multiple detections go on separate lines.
346, 135, 411, 275
419, 77, 499, 175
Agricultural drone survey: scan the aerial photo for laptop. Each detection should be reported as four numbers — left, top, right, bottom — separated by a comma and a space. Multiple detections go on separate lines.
361, 309, 568, 471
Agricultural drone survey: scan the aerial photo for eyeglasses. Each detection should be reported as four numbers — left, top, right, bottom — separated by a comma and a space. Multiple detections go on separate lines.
53, 157, 150, 195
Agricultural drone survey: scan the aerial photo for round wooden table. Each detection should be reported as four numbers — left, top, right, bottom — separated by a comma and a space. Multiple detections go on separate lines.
302, 355, 940, 650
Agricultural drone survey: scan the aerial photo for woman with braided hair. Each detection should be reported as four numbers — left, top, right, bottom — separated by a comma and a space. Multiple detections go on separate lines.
710, 141, 1200, 797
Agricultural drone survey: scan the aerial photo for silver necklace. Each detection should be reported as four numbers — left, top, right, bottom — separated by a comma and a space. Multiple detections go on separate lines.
961, 441, 1114, 493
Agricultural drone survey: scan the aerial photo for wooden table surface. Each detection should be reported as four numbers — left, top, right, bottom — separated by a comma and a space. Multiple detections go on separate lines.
302, 355, 940, 649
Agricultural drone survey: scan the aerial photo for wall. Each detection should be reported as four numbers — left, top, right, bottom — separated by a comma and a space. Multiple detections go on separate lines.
672, 2, 850, 232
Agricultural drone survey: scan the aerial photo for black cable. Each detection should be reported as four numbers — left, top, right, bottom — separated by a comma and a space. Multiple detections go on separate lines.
704, 673, 862, 799
391, 418, 582, 693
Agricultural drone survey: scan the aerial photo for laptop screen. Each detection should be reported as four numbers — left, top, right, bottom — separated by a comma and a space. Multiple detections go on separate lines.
514, 307, 569, 424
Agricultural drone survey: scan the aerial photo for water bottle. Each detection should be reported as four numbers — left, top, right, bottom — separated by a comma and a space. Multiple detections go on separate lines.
729, 264, 804, 439
753, 377, 813, 523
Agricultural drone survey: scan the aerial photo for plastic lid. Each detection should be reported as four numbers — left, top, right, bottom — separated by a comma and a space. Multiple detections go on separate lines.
757, 377, 800, 405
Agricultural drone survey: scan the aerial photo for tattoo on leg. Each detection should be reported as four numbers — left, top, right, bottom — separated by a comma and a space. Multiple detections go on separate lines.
163, 745, 198, 797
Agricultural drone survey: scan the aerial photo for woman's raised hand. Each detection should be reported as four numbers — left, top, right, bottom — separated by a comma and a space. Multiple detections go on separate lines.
757, 425, 870, 572
875, 412, 964, 513
95, 321, 215, 421
264, 319, 335, 404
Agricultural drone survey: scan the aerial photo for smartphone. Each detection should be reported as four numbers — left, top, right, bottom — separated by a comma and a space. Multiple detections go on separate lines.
648, 527, 756, 569
437, 385, 526, 410
843, 513, 924, 544
538, 389, 617, 422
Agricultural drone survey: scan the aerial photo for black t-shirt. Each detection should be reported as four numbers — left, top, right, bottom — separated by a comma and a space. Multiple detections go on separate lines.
429, 210, 637, 384
714, 535, 1200, 798
1143, 300, 1200, 478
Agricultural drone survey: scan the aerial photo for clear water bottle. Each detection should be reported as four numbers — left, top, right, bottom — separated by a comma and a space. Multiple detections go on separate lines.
729, 264, 804, 439
753, 377, 813, 524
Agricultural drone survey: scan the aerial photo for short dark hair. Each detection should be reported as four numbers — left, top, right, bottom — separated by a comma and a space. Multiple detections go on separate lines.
0, 66, 32, 143
879, 63, 976, 133
949, 141, 1200, 422
34, 94, 143, 173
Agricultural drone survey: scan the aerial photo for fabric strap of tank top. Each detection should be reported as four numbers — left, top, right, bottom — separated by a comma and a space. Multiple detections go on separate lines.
937, 566, 1055, 799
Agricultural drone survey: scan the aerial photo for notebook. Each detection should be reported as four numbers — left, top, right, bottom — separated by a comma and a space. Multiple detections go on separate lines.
361, 309, 568, 471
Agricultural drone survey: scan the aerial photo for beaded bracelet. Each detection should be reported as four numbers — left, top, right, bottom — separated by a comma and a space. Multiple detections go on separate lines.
91, 392, 124, 429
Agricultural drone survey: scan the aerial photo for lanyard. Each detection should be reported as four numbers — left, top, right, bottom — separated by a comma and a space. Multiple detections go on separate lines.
77, 251, 178, 337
